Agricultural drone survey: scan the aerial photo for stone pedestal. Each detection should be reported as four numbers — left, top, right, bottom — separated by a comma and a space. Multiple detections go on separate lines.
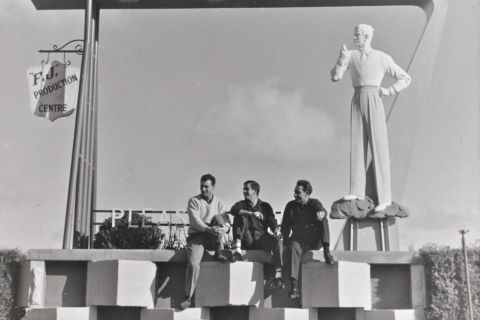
249, 307, 316, 320
141, 308, 210, 320
362, 309, 425, 320
301, 261, 371, 309
17, 261, 46, 308
195, 262, 263, 306
335, 218, 399, 251
25, 307, 97, 320
86, 260, 156, 308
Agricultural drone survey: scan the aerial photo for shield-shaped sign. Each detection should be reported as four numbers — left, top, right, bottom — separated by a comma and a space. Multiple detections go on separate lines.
27, 60, 80, 121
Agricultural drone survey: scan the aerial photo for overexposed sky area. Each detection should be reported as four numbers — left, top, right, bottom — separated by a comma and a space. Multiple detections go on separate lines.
0, 0, 478, 250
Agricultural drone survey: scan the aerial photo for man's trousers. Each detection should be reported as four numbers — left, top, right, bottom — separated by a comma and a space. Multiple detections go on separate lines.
350, 86, 392, 205
185, 232, 221, 298
233, 215, 283, 273
287, 226, 330, 281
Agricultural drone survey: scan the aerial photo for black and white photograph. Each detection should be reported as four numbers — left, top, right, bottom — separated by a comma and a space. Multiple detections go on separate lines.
0, 0, 478, 319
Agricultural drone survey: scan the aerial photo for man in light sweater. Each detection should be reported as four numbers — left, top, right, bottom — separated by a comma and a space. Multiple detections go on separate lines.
331, 24, 411, 212
181, 174, 230, 309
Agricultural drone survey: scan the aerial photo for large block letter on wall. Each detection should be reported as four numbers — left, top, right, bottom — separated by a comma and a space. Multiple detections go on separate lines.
86, 260, 156, 308
195, 262, 263, 306
301, 261, 371, 309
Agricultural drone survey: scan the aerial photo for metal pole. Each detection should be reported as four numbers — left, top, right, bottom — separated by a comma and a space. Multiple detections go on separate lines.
379, 219, 385, 251
75, 0, 94, 248
459, 229, 474, 320
81, 0, 97, 248
349, 219, 354, 251
87, 3, 100, 248
62, 0, 94, 249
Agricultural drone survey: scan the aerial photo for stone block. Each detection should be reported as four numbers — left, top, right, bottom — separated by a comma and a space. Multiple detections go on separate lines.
195, 262, 263, 306
301, 261, 371, 309
249, 307, 316, 320
86, 260, 156, 307
17, 260, 46, 308
411, 265, 426, 308
25, 307, 97, 320
141, 308, 210, 320
363, 309, 425, 320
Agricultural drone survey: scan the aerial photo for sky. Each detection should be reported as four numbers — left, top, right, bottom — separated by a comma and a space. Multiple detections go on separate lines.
0, 0, 478, 250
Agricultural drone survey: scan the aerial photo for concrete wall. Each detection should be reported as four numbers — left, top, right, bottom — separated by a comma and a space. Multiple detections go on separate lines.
19, 249, 427, 320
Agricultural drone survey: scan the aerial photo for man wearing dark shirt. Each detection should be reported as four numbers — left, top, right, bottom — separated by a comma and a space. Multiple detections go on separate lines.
230, 180, 284, 288
281, 180, 334, 299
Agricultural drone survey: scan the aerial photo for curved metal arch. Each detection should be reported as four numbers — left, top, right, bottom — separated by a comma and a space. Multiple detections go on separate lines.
30, 0, 448, 249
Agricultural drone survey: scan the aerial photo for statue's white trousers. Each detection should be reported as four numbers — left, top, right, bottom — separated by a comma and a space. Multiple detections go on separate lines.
350, 86, 391, 204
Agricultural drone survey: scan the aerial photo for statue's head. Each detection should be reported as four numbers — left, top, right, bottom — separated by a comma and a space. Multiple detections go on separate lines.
353, 24, 374, 49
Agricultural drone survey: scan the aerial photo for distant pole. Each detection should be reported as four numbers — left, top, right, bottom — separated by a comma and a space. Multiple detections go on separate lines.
459, 229, 473, 320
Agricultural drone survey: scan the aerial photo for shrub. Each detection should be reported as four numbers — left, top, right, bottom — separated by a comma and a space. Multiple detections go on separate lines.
418, 244, 480, 320
93, 213, 163, 249
0, 249, 25, 320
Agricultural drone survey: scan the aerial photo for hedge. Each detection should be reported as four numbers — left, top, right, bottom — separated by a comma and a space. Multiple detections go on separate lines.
0, 249, 25, 320
93, 212, 164, 249
418, 244, 480, 320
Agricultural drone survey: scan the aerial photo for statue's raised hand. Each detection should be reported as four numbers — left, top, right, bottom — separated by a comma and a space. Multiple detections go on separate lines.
339, 44, 350, 61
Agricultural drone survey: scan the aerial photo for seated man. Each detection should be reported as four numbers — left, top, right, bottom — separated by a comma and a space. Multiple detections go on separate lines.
181, 174, 230, 309
281, 180, 334, 299
230, 180, 284, 289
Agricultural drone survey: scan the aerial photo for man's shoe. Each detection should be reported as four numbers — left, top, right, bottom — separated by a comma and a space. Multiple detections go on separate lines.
214, 251, 228, 263
232, 251, 243, 262
324, 252, 335, 265
374, 202, 392, 212
343, 194, 364, 201
264, 278, 275, 290
289, 288, 300, 299
274, 278, 286, 289
179, 298, 192, 309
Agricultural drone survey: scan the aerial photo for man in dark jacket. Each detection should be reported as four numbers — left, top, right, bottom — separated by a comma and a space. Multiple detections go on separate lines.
230, 180, 284, 288
281, 180, 334, 299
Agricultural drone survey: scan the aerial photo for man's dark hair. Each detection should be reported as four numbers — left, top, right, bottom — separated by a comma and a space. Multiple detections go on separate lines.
296, 180, 313, 195
244, 180, 260, 195
200, 174, 216, 186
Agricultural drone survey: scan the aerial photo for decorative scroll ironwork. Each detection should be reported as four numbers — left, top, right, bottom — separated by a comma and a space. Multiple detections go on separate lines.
38, 39, 84, 69
38, 39, 84, 54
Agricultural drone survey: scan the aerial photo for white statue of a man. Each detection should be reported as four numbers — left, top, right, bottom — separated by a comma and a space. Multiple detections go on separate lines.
331, 24, 411, 212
